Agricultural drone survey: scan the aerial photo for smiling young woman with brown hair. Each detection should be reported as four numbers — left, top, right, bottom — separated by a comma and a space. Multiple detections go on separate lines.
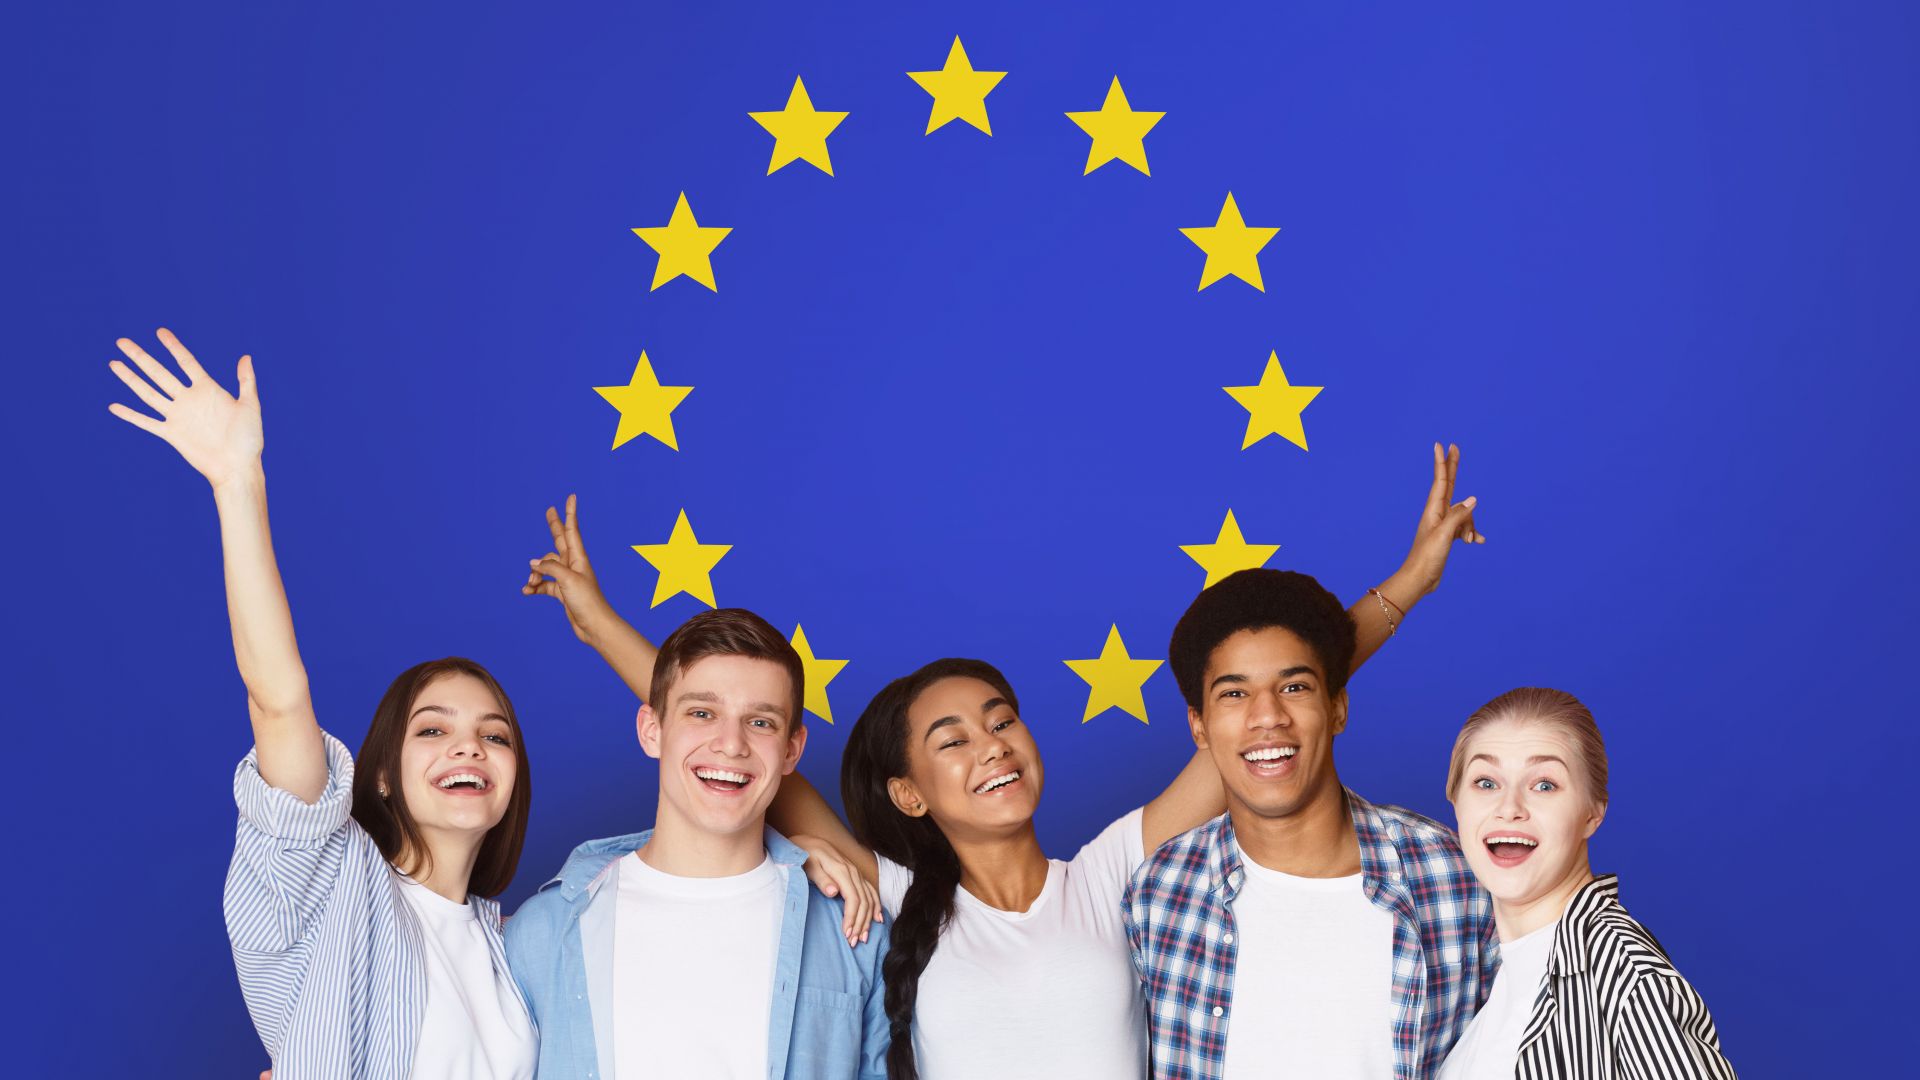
108, 329, 536, 1080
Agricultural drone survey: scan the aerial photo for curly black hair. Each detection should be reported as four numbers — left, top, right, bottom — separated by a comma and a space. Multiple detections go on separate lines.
1168, 568, 1357, 710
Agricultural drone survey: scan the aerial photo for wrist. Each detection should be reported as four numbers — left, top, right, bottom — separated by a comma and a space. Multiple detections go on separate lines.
1381, 565, 1431, 610
209, 461, 268, 503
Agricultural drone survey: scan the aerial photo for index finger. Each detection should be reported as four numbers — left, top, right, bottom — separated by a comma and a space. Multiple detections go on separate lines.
1422, 442, 1450, 520
545, 504, 572, 560
565, 494, 588, 560
155, 327, 212, 385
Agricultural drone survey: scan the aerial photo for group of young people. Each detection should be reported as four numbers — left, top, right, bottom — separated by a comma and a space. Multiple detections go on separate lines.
108, 328, 1738, 1079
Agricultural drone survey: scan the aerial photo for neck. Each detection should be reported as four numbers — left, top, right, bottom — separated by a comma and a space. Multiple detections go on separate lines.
1230, 774, 1359, 877
398, 828, 486, 904
1493, 853, 1594, 941
640, 799, 768, 877
947, 822, 1050, 912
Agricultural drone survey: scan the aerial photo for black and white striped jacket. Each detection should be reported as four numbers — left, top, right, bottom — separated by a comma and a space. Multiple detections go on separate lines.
1514, 874, 1737, 1079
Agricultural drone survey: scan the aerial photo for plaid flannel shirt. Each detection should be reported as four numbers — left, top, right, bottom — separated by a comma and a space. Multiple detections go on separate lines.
1123, 789, 1499, 1080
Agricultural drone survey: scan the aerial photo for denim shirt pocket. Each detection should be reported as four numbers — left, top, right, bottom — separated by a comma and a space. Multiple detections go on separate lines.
787, 986, 862, 1074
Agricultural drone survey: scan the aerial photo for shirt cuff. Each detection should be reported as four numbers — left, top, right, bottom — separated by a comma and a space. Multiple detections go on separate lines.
233, 729, 355, 845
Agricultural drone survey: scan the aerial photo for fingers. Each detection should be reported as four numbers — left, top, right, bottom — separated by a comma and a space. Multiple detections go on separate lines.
155, 327, 211, 385
1422, 442, 1450, 521
108, 359, 172, 414
1446, 443, 1460, 502
528, 554, 582, 588
116, 336, 187, 399
564, 493, 588, 561
1441, 497, 1484, 542
107, 401, 165, 437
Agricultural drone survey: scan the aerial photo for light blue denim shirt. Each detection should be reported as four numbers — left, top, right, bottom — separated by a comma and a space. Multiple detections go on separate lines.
504, 827, 890, 1080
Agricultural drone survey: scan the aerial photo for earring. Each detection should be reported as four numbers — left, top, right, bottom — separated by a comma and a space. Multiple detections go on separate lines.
378, 784, 389, 798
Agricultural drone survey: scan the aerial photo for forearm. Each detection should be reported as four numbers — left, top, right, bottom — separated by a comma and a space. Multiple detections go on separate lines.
1347, 563, 1433, 673
212, 466, 325, 799
769, 772, 875, 882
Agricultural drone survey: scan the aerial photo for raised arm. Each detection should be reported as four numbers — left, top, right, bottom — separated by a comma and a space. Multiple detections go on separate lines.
767, 772, 879, 886
523, 494, 659, 701
1141, 442, 1486, 851
108, 330, 326, 802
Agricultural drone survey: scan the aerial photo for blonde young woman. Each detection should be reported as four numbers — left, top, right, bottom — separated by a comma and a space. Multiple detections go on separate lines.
1440, 688, 1737, 1080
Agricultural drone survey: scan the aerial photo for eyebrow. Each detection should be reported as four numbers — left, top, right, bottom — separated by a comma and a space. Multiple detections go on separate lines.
1467, 753, 1569, 768
408, 704, 509, 724
922, 697, 1011, 744
1207, 666, 1316, 692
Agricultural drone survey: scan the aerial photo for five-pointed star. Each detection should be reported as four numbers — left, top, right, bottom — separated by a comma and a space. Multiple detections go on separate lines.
1180, 192, 1280, 291
1065, 77, 1165, 176
631, 192, 732, 292
1225, 352, 1322, 451
632, 509, 732, 608
790, 625, 850, 724
749, 77, 849, 176
594, 351, 693, 451
907, 37, 1006, 135
1180, 510, 1281, 589
1064, 625, 1164, 724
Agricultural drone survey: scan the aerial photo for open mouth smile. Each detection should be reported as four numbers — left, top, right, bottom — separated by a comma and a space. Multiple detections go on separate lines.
1484, 834, 1539, 867
973, 770, 1022, 796
432, 771, 492, 795
693, 765, 755, 794
1240, 745, 1298, 779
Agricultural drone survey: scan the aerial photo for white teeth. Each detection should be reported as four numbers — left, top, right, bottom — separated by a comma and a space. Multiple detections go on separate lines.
695, 767, 751, 785
974, 771, 1021, 794
1241, 747, 1297, 762
436, 773, 487, 790
1487, 836, 1538, 847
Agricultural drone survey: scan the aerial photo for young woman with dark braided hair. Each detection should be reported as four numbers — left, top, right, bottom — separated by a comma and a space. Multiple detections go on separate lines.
766, 445, 1488, 1080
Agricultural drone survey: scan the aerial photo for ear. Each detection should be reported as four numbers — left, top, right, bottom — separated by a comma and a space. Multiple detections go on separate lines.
887, 776, 928, 818
779, 723, 808, 775
1188, 706, 1209, 749
1329, 687, 1350, 735
637, 704, 662, 760
1583, 799, 1607, 839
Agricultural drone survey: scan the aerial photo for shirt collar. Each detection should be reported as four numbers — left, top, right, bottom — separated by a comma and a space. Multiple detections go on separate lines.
1203, 787, 1397, 900
542, 825, 807, 902
1548, 872, 1621, 975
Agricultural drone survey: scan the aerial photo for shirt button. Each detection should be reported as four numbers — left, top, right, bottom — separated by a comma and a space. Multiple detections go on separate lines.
1212, 1006, 1224, 1017
1222, 933, 1234, 945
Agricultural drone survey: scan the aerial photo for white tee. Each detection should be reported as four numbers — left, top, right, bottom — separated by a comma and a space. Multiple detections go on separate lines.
392, 874, 536, 1080
612, 852, 785, 1080
875, 808, 1147, 1080
1436, 920, 1556, 1080
1219, 841, 1397, 1080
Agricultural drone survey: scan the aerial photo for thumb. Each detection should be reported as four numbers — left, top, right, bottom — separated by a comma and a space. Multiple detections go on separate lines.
237, 355, 259, 403
530, 555, 584, 586
1440, 497, 1478, 538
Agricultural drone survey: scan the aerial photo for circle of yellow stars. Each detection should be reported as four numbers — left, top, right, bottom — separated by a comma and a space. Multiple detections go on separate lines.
588, 35, 1330, 727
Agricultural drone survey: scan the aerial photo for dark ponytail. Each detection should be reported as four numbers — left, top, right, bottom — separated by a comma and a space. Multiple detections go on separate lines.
841, 658, 1020, 1080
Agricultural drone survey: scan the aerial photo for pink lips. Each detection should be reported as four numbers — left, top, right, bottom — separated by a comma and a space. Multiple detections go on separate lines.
1484, 832, 1540, 868
429, 768, 494, 796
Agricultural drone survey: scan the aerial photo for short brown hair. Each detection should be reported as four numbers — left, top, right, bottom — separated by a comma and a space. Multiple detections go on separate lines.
1445, 686, 1609, 804
352, 658, 532, 898
649, 608, 805, 733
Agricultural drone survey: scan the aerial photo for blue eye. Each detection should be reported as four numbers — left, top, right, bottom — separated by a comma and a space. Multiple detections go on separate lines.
1473, 778, 1496, 790
1532, 780, 1557, 793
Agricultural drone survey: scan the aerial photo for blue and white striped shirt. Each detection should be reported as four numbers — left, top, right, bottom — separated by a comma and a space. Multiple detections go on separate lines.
224, 730, 519, 1080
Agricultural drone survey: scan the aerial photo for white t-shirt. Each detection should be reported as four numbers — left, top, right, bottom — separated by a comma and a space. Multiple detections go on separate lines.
1436, 921, 1556, 1080
393, 874, 536, 1080
612, 852, 786, 1080
1219, 841, 1397, 1079
875, 808, 1147, 1080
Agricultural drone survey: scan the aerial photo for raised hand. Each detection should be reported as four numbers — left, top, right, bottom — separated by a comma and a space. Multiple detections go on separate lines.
524, 494, 615, 646
107, 329, 262, 489
1401, 442, 1485, 597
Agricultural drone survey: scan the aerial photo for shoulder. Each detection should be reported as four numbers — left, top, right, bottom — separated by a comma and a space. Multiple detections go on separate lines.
1573, 896, 1686, 985
801, 881, 891, 985
1126, 813, 1224, 907
1364, 798, 1464, 853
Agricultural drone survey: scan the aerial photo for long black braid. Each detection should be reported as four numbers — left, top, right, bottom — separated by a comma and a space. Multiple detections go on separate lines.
841, 658, 1020, 1080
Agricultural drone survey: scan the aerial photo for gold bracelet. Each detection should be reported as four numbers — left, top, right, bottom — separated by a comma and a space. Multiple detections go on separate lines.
1368, 587, 1400, 636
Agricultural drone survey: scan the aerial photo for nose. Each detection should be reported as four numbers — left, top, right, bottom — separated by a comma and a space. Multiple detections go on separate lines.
448, 729, 486, 758
977, 726, 1011, 764
1497, 784, 1528, 821
709, 716, 751, 757
1247, 685, 1286, 730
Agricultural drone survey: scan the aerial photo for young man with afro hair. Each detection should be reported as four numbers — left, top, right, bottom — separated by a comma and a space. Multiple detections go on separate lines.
1123, 568, 1497, 1080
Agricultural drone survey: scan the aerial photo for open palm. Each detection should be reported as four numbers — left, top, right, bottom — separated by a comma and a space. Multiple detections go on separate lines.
107, 329, 264, 488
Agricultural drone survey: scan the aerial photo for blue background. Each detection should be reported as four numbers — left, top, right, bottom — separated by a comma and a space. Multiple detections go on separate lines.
7, 1, 1913, 1074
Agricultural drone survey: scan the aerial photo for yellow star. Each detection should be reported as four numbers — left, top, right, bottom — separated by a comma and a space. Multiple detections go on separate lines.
631, 510, 732, 608
1180, 510, 1281, 589
790, 625, 850, 725
631, 192, 732, 292
1180, 192, 1280, 291
749, 77, 849, 176
1064, 625, 1164, 724
907, 37, 1006, 135
1224, 352, 1322, 451
1065, 77, 1164, 176
594, 351, 693, 451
